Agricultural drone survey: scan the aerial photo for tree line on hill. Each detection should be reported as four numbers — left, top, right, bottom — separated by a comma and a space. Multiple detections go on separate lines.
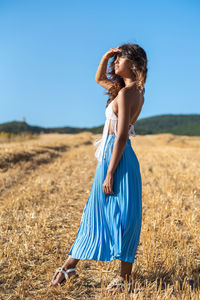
0, 114, 200, 136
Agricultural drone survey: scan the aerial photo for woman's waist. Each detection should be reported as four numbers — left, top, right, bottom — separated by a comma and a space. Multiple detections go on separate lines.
106, 133, 131, 144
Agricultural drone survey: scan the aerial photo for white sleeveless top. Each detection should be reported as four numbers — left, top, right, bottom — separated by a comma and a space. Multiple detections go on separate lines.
93, 99, 136, 162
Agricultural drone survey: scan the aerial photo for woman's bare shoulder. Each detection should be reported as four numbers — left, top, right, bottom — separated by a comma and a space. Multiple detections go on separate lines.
119, 86, 144, 110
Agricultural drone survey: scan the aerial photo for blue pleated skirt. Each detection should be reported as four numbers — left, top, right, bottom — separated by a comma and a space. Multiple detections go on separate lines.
68, 134, 142, 263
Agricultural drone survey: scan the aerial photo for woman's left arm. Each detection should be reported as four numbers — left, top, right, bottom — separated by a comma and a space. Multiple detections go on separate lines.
103, 89, 132, 195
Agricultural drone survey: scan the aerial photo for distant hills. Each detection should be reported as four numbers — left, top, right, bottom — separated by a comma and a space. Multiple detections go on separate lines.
0, 114, 200, 136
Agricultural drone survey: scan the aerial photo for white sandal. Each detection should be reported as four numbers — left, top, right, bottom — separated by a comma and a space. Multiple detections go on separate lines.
106, 278, 133, 293
50, 267, 78, 286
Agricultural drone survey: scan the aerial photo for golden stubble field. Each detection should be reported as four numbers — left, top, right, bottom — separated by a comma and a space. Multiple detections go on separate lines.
0, 132, 200, 300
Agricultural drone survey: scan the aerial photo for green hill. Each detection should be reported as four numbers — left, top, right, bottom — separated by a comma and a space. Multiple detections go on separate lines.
0, 114, 200, 136
134, 114, 200, 136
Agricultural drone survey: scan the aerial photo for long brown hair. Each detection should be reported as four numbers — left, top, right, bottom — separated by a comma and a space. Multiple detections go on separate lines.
105, 43, 148, 107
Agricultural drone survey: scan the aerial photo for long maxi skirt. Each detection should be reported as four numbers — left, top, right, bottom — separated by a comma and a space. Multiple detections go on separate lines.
68, 134, 142, 263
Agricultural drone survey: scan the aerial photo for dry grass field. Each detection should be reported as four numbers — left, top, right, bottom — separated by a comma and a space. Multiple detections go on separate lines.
0, 132, 200, 299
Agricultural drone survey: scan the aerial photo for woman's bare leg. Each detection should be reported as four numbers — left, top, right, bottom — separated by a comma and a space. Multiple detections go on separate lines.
49, 255, 80, 287
106, 261, 133, 295
119, 261, 133, 282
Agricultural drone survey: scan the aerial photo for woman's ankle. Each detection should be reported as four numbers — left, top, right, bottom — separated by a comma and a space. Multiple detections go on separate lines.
119, 275, 131, 282
62, 262, 77, 273
62, 256, 79, 270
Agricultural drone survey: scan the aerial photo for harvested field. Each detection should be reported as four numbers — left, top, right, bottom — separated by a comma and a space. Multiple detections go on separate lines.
0, 132, 200, 299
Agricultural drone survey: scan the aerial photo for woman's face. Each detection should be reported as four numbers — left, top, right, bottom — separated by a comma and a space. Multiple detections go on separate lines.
114, 53, 132, 76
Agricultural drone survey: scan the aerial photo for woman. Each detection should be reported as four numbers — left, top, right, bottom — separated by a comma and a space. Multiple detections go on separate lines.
49, 43, 148, 294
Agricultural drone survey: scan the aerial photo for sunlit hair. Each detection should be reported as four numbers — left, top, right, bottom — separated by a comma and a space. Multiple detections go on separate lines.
105, 43, 148, 107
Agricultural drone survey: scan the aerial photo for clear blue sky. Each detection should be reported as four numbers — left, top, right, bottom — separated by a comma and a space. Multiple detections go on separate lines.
0, 0, 199, 128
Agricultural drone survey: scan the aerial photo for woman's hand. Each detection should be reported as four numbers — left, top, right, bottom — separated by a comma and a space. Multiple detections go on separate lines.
104, 46, 122, 59
103, 173, 114, 195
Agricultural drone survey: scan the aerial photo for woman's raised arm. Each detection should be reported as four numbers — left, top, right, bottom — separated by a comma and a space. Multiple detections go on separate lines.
95, 47, 122, 91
